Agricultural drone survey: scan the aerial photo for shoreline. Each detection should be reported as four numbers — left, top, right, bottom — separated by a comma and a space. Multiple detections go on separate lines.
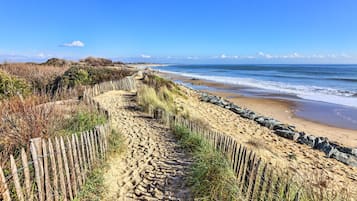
158, 71, 357, 147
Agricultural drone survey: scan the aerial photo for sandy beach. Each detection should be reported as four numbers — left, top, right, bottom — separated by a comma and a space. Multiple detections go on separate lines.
159, 72, 357, 148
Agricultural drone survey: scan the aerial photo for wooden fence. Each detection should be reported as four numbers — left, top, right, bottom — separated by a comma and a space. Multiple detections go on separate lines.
0, 76, 136, 201
156, 111, 302, 201
0, 125, 111, 201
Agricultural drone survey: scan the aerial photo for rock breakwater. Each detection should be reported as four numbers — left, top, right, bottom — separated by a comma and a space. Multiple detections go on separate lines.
200, 93, 357, 167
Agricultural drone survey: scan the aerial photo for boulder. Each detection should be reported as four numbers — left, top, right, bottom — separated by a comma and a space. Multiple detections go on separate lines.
352, 149, 357, 157
331, 151, 357, 167
275, 129, 300, 141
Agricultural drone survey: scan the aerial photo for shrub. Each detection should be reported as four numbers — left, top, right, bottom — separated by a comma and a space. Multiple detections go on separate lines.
80, 57, 112, 66
51, 66, 133, 92
0, 69, 31, 99
63, 110, 107, 134
0, 63, 68, 93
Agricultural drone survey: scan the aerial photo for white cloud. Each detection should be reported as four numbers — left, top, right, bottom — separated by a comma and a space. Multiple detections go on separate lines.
258, 52, 273, 59
220, 54, 228, 59
140, 54, 151, 59
62, 40, 85, 47
36, 52, 46, 58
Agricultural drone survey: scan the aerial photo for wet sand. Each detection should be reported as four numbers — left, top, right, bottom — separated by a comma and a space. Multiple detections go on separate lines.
159, 72, 357, 147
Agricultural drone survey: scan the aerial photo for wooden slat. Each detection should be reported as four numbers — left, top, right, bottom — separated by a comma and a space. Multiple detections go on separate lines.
256, 164, 268, 201
84, 132, 93, 168
243, 153, 256, 195
264, 170, 274, 201
66, 136, 77, 197
10, 155, 25, 201
48, 139, 59, 201
239, 150, 251, 192
42, 140, 52, 201
72, 135, 83, 188
55, 138, 67, 201
60, 137, 73, 200
93, 129, 99, 158
248, 158, 261, 201
0, 165, 11, 201
272, 176, 281, 201
90, 130, 97, 161
79, 133, 88, 181
75, 135, 85, 184
21, 148, 32, 201
30, 140, 44, 201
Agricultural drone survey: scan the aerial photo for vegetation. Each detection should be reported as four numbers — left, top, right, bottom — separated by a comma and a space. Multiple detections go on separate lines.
0, 63, 68, 93
74, 129, 124, 201
144, 74, 180, 92
52, 66, 133, 92
0, 69, 31, 99
137, 85, 176, 113
62, 110, 107, 134
173, 125, 239, 201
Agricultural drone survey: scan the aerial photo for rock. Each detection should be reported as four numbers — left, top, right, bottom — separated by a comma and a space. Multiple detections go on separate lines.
254, 117, 266, 125
297, 133, 317, 148
353, 149, 357, 157
229, 107, 245, 115
329, 142, 353, 155
331, 151, 357, 167
275, 129, 300, 141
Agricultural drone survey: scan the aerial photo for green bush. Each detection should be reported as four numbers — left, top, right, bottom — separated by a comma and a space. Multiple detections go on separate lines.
0, 69, 31, 99
63, 111, 107, 134
51, 66, 133, 92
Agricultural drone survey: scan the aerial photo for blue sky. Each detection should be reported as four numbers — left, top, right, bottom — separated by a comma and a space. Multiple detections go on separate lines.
0, 0, 357, 63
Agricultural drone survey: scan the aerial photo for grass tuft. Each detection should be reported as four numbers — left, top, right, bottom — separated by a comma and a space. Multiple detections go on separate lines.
173, 125, 239, 201
74, 129, 124, 200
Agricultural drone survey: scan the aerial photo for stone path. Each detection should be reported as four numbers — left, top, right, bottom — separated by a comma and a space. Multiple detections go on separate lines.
94, 90, 192, 201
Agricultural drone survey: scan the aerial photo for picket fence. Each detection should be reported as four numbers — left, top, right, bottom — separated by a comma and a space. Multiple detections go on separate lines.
155, 110, 302, 201
0, 76, 136, 201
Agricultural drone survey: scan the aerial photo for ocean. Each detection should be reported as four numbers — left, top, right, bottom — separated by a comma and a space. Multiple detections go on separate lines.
153, 64, 357, 130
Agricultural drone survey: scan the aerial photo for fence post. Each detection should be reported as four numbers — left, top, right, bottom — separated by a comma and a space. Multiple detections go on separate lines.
60, 137, 73, 200
66, 136, 77, 197
0, 165, 11, 201
42, 140, 53, 201
248, 158, 261, 201
10, 155, 25, 201
30, 138, 44, 201
21, 148, 32, 201
55, 137, 67, 201
79, 133, 88, 181
256, 164, 268, 201
72, 135, 82, 188
48, 139, 59, 201
75, 134, 85, 184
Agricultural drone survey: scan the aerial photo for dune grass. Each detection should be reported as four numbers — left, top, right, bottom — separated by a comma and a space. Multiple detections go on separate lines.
173, 125, 239, 201
137, 85, 176, 113
74, 129, 124, 201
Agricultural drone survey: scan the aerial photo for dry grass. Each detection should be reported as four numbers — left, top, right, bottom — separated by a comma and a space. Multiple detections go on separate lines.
0, 94, 105, 166
0, 63, 69, 92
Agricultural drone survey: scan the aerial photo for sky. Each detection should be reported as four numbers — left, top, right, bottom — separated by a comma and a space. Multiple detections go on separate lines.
0, 0, 357, 64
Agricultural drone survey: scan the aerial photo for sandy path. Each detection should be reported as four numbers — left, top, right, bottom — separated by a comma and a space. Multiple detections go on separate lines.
94, 90, 192, 201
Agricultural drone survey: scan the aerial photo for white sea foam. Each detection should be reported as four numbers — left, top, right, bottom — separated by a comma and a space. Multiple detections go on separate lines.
159, 70, 357, 108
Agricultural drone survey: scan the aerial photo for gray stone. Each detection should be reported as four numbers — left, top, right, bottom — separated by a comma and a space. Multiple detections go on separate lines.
331, 151, 357, 167
275, 129, 300, 141
352, 149, 357, 157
